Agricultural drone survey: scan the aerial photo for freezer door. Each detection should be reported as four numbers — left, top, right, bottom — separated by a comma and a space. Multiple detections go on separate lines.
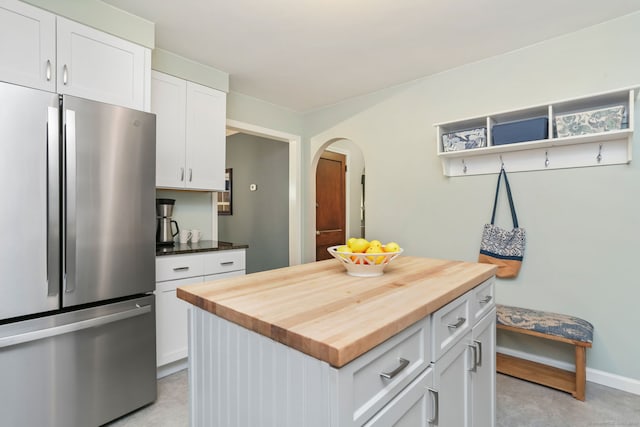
62, 96, 156, 307
0, 82, 60, 320
0, 295, 157, 427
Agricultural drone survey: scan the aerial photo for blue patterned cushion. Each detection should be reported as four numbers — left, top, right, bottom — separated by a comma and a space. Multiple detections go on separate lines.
496, 304, 593, 344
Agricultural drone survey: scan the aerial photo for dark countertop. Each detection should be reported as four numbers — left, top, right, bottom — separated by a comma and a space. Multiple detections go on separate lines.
156, 240, 248, 257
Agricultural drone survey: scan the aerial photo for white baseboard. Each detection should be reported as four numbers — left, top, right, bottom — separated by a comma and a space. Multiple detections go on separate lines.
496, 345, 640, 396
157, 358, 188, 379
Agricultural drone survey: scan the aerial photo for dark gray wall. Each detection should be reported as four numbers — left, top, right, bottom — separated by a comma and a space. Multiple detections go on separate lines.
219, 133, 289, 273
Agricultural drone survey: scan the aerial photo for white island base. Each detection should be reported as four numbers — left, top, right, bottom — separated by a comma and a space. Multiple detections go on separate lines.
186, 278, 496, 427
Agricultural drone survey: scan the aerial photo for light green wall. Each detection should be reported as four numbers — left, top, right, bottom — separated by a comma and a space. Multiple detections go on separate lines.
227, 91, 304, 136
152, 48, 229, 93
302, 12, 640, 380
22, 0, 154, 48
155, 190, 215, 241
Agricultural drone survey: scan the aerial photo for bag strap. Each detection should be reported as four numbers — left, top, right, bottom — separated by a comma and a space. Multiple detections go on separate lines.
490, 168, 519, 228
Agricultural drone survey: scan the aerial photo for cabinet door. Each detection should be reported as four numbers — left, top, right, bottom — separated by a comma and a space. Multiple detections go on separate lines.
56, 17, 147, 110
185, 81, 226, 191
364, 367, 434, 427
0, 0, 55, 91
156, 276, 203, 366
470, 308, 496, 427
151, 71, 187, 188
432, 333, 471, 427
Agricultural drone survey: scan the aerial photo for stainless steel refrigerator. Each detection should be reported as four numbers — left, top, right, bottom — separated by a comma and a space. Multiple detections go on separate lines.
0, 81, 157, 426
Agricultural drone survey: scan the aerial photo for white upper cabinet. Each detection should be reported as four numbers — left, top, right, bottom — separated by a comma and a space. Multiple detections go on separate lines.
185, 81, 226, 191
56, 17, 148, 110
0, 0, 56, 91
0, 0, 149, 110
152, 71, 226, 191
151, 71, 187, 187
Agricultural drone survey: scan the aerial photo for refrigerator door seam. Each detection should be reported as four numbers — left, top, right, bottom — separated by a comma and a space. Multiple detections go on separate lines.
0, 303, 151, 349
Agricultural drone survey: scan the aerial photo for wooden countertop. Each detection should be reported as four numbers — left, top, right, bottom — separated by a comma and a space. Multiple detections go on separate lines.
177, 256, 496, 367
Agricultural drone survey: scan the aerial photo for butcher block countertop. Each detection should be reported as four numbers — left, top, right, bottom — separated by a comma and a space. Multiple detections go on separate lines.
177, 256, 496, 367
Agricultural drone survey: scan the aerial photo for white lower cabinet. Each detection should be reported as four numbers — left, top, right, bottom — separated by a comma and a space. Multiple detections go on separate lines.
430, 300, 496, 426
155, 250, 245, 372
432, 334, 471, 426
470, 308, 496, 427
364, 367, 434, 427
188, 277, 495, 426
156, 276, 202, 366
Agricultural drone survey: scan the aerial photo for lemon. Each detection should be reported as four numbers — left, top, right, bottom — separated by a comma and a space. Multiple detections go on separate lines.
369, 239, 382, 248
347, 237, 358, 249
350, 238, 370, 253
384, 242, 401, 253
366, 245, 385, 264
336, 245, 350, 259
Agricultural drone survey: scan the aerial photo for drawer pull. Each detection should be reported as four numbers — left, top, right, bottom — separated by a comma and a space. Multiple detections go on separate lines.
220, 261, 234, 266
474, 339, 482, 367
427, 388, 439, 425
379, 357, 409, 379
447, 317, 466, 329
479, 295, 493, 304
468, 343, 478, 371
173, 266, 190, 271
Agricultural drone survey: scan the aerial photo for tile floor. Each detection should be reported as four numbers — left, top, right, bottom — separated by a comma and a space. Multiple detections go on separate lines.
106, 370, 640, 427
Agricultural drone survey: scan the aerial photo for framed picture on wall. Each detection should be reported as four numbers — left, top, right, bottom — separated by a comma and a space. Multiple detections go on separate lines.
217, 168, 232, 215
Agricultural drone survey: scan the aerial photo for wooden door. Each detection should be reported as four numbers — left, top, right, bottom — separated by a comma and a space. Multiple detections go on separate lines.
315, 151, 346, 260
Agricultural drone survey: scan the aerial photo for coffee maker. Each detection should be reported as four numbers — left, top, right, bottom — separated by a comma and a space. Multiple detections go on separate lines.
156, 198, 179, 246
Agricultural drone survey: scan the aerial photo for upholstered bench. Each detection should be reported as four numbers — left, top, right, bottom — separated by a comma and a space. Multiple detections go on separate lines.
495, 304, 594, 401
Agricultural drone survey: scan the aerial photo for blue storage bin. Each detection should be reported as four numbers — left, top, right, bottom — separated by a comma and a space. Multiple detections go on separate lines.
492, 117, 548, 145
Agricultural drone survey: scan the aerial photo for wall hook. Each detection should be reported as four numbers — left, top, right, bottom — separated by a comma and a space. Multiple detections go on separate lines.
597, 144, 603, 163
462, 159, 467, 174
499, 155, 504, 170
544, 151, 550, 168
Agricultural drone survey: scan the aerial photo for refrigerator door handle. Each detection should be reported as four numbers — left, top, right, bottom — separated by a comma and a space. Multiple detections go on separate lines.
64, 109, 77, 294
0, 304, 151, 349
47, 105, 60, 297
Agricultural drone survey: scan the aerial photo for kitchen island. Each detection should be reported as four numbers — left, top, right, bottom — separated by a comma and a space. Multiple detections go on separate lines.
178, 256, 497, 426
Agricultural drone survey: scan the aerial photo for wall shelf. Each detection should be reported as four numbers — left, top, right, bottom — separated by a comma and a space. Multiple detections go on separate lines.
435, 87, 638, 176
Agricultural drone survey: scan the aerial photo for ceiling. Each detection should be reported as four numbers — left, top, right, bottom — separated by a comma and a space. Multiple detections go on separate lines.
103, 0, 640, 113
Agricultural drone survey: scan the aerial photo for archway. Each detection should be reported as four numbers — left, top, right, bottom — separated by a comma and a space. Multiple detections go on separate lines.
311, 138, 365, 260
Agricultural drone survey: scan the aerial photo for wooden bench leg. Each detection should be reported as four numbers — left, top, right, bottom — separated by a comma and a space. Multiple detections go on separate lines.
573, 346, 587, 401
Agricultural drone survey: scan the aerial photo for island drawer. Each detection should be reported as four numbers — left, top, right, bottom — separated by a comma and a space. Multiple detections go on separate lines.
335, 317, 431, 426
471, 277, 495, 323
202, 250, 246, 275
431, 291, 471, 361
156, 254, 205, 282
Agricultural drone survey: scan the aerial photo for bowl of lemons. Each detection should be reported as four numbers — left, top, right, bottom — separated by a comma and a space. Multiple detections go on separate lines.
327, 238, 403, 277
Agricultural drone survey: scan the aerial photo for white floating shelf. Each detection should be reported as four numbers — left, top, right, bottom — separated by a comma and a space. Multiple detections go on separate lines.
435, 87, 637, 176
